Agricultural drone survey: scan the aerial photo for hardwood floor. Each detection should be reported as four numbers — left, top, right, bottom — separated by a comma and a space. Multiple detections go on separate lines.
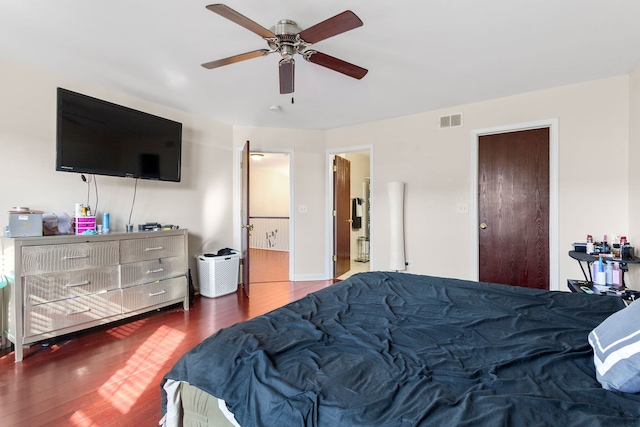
249, 248, 288, 283
0, 279, 334, 426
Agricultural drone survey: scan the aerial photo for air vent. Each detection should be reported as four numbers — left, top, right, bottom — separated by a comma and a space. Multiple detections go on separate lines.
439, 113, 463, 129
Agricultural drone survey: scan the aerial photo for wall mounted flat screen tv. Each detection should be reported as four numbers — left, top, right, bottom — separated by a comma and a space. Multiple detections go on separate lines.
56, 88, 182, 182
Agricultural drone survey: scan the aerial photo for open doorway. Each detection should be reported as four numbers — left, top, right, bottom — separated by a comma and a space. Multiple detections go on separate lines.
331, 149, 372, 280
248, 152, 291, 283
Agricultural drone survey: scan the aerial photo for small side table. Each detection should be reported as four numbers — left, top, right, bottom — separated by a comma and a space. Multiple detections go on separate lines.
568, 250, 640, 287
567, 278, 639, 304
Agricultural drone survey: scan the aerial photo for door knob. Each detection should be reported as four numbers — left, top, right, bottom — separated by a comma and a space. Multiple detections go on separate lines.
480, 223, 488, 229
241, 224, 254, 236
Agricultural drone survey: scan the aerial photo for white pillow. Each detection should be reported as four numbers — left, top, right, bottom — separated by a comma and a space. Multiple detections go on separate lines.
588, 301, 640, 393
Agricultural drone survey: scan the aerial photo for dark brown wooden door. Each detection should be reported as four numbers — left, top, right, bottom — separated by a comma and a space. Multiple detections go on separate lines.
478, 128, 550, 289
241, 140, 251, 296
334, 155, 351, 278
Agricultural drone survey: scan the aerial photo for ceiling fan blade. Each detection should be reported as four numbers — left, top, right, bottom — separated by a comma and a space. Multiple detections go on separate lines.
279, 59, 295, 94
305, 51, 368, 80
298, 10, 363, 44
202, 49, 270, 69
206, 4, 276, 39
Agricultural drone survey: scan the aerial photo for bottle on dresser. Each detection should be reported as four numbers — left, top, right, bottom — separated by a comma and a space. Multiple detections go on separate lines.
586, 235, 594, 255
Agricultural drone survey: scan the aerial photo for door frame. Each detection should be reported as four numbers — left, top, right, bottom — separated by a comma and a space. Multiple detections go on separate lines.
470, 119, 559, 290
325, 145, 374, 279
234, 147, 295, 282
241, 141, 250, 296
333, 155, 352, 278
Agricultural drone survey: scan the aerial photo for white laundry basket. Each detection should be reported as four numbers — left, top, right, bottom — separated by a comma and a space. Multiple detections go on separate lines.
196, 253, 240, 298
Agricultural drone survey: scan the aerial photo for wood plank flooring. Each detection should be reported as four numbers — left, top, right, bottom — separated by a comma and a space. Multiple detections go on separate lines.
0, 252, 333, 426
249, 248, 289, 283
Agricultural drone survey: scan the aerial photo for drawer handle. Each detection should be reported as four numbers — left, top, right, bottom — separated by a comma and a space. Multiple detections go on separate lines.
146, 268, 165, 274
67, 307, 91, 315
62, 255, 89, 260
66, 280, 91, 288
145, 246, 164, 252
149, 290, 167, 297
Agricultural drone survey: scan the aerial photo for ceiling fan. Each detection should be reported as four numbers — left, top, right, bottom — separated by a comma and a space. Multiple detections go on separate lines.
201, 4, 368, 94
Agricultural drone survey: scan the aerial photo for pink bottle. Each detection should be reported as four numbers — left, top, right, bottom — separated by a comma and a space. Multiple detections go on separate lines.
612, 262, 622, 288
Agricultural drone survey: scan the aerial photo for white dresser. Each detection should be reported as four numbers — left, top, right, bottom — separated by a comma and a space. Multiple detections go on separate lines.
0, 229, 189, 362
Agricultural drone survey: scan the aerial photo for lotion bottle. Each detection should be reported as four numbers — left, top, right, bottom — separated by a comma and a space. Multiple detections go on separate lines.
605, 261, 613, 286
612, 262, 622, 288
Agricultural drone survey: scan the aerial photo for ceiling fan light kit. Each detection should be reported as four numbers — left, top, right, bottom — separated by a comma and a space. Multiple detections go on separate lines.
202, 4, 368, 94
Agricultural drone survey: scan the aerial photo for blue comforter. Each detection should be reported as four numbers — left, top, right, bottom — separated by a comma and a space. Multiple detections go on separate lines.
162, 272, 640, 426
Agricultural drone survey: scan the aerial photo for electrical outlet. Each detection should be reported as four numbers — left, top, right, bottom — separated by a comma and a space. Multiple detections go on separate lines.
456, 203, 469, 214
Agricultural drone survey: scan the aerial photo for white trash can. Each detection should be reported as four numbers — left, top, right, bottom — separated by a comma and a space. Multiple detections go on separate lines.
196, 253, 240, 298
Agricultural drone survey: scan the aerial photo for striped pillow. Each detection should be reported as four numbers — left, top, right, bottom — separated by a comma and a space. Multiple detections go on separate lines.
588, 301, 640, 393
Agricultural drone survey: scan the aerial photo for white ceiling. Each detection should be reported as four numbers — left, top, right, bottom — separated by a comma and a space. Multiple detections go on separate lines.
2, 1, 640, 130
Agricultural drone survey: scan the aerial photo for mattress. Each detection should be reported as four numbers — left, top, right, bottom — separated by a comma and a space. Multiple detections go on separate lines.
179, 382, 238, 427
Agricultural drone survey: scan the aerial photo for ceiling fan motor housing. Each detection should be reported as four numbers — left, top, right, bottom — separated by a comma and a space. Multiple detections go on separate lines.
270, 19, 302, 38
269, 19, 304, 60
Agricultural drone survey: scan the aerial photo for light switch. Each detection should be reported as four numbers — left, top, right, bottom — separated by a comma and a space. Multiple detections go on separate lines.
298, 204, 308, 214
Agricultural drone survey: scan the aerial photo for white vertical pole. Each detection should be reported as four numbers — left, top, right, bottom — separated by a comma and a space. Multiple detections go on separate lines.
388, 182, 406, 271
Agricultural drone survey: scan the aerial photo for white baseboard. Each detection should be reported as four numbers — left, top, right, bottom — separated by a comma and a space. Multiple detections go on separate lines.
291, 274, 329, 282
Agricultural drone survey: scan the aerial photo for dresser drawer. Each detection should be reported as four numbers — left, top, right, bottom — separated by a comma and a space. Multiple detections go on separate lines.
24, 290, 122, 338
120, 235, 185, 263
121, 276, 187, 313
120, 256, 187, 288
24, 266, 120, 306
22, 241, 119, 275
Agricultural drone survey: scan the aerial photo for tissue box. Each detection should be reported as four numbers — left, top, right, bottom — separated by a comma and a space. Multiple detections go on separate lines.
8, 213, 43, 237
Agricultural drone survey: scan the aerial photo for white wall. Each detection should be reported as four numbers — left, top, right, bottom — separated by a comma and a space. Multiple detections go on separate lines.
0, 58, 236, 285
628, 58, 640, 285
232, 126, 326, 281
232, 76, 632, 289
250, 161, 290, 217
2, 56, 637, 291
327, 76, 630, 290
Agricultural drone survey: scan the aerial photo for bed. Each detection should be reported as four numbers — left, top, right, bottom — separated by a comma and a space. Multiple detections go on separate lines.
160, 271, 640, 426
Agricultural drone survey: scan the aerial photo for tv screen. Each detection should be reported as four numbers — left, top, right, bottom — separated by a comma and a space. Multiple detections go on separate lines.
56, 88, 182, 182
